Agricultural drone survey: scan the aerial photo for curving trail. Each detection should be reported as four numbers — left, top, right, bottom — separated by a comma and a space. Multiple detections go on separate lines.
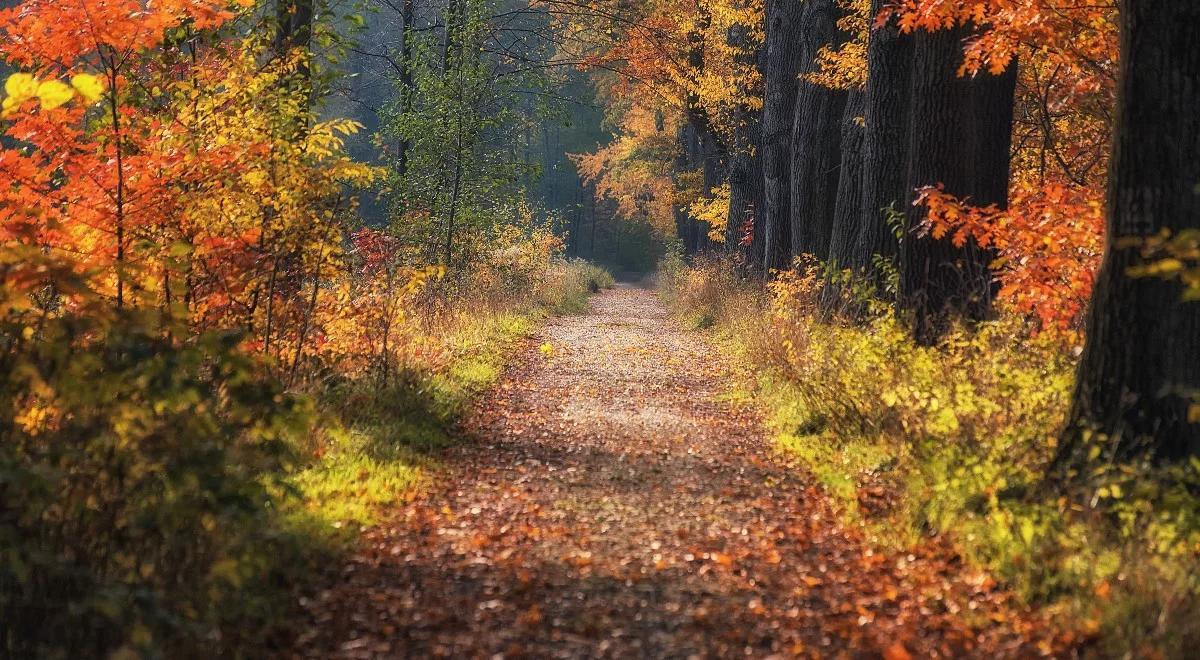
293, 284, 1061, 658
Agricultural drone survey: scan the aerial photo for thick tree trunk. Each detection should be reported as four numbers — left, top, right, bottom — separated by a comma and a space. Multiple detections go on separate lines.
854, 0, 910, 275
1059, 0, 1200, 464
789, 0, 848, 261
727, 114, 765, 263
898, 27, 1016, 344
759, 0, 805, 270
674, 124, 697, 255
699, 128, 727, 254
724, 27, 763, 264
828, 89, 866, 271
821, 89, 866, 314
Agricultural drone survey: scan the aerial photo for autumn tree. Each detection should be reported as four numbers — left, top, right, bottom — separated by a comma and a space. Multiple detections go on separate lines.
1059, 0, 1200, 463
896, 26, 1016, 343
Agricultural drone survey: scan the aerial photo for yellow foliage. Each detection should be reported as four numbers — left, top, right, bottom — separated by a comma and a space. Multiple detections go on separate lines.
806, 0, 869, 90
687, 183, 732, 243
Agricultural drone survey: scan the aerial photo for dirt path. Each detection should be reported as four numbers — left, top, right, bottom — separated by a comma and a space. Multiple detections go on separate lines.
294, 285, 1059, 658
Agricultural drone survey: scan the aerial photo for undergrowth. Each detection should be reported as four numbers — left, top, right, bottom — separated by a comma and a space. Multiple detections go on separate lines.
0, 253, 612, 657
290, 257, 614, 538
659, 251, 1200, 658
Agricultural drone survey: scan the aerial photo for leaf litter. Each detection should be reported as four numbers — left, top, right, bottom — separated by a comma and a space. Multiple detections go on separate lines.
289, 285, 1069, 658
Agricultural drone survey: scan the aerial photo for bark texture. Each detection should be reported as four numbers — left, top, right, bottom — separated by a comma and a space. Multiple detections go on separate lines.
898, 27, 1016, 344
828, 89, 866, 270
759, 0, 805, 270
789, 0, 848, 260
854, 0, 910, 275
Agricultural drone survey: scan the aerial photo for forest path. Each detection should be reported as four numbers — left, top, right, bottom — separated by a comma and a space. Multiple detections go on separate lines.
294, 285, 1057, 658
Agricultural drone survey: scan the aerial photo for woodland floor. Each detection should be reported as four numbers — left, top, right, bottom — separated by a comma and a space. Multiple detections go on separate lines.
291, 284, 1065, 658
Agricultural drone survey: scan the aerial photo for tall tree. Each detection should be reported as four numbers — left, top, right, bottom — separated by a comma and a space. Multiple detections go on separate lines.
853, 0, 908, 275
789, 0, 848, 260
1059, 0, 1200, 463
898, 26, 1016, 344
759, 0, 804, 270
827, 88, 865, 271
724, 23, 764, 265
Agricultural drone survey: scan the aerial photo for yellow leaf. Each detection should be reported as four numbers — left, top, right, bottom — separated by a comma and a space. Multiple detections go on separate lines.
36, 80, 74, 110
71, 73, 105, 103
4, 72, 38, 100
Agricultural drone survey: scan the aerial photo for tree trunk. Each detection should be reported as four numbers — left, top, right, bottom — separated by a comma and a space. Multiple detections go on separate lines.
396, 0, 415, 180
1059, 0, 1200, 464
727, 113, 765, 263
828, 89, 866, 271
854, 0, 910, 276
724, 24, 765, 268
276, 0, 314, 58
898, 27, 1016, 344
789, 0, 848, 261
759, 0, 805, 270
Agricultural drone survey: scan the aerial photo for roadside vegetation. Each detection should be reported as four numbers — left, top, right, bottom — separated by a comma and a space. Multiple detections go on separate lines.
659, 251, 1200, 656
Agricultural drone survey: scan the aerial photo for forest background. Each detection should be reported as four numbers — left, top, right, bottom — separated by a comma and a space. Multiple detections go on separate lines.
2, 0, 1199, 656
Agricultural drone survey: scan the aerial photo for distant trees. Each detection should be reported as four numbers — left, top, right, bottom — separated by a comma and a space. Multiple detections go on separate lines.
378, 0, 553, 269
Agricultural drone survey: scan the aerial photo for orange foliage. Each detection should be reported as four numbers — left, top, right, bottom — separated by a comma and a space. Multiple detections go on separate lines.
918, 179, 1102, 335
0, 0, 401, 381
890, 0, 1116, 334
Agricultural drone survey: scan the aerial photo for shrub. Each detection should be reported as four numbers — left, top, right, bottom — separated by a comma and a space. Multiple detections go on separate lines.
0, 309, 310, 657
660, 257, 1200, 655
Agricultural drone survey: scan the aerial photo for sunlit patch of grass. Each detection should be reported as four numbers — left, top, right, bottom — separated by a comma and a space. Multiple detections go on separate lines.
292, 427, 431, 528
290, 263, 615, 534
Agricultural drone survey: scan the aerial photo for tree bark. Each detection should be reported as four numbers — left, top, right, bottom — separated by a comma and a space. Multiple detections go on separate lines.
727, 114, 765, 264
723, 23, 765, 269
1059, 0, 1200, 463
854, 0, 910, 276
828, 89, 865, 271
759, 0, 805, 270
898, 27, 1016, 344
789, 0, 848, 261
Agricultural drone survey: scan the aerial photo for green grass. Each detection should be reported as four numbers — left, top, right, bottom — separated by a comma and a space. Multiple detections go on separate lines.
288, 262, 613, 534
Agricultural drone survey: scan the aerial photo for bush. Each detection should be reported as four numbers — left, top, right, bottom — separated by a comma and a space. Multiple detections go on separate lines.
0, 310, 311, 657
660, 258, 1200, 656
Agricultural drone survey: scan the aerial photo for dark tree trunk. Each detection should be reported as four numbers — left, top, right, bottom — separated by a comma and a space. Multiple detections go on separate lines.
854, 0, 910, 275
276, 0, 314, 59
397, 0, 415, 178
759, 0, 805, 270
727, 115, 765, 263
674, 124, 697, 255
828, 89, 866, 271
898, 27, 1016, 344
789, 0, 848, 261
1059, 0, 1200, 464
724, 23, 763, 265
